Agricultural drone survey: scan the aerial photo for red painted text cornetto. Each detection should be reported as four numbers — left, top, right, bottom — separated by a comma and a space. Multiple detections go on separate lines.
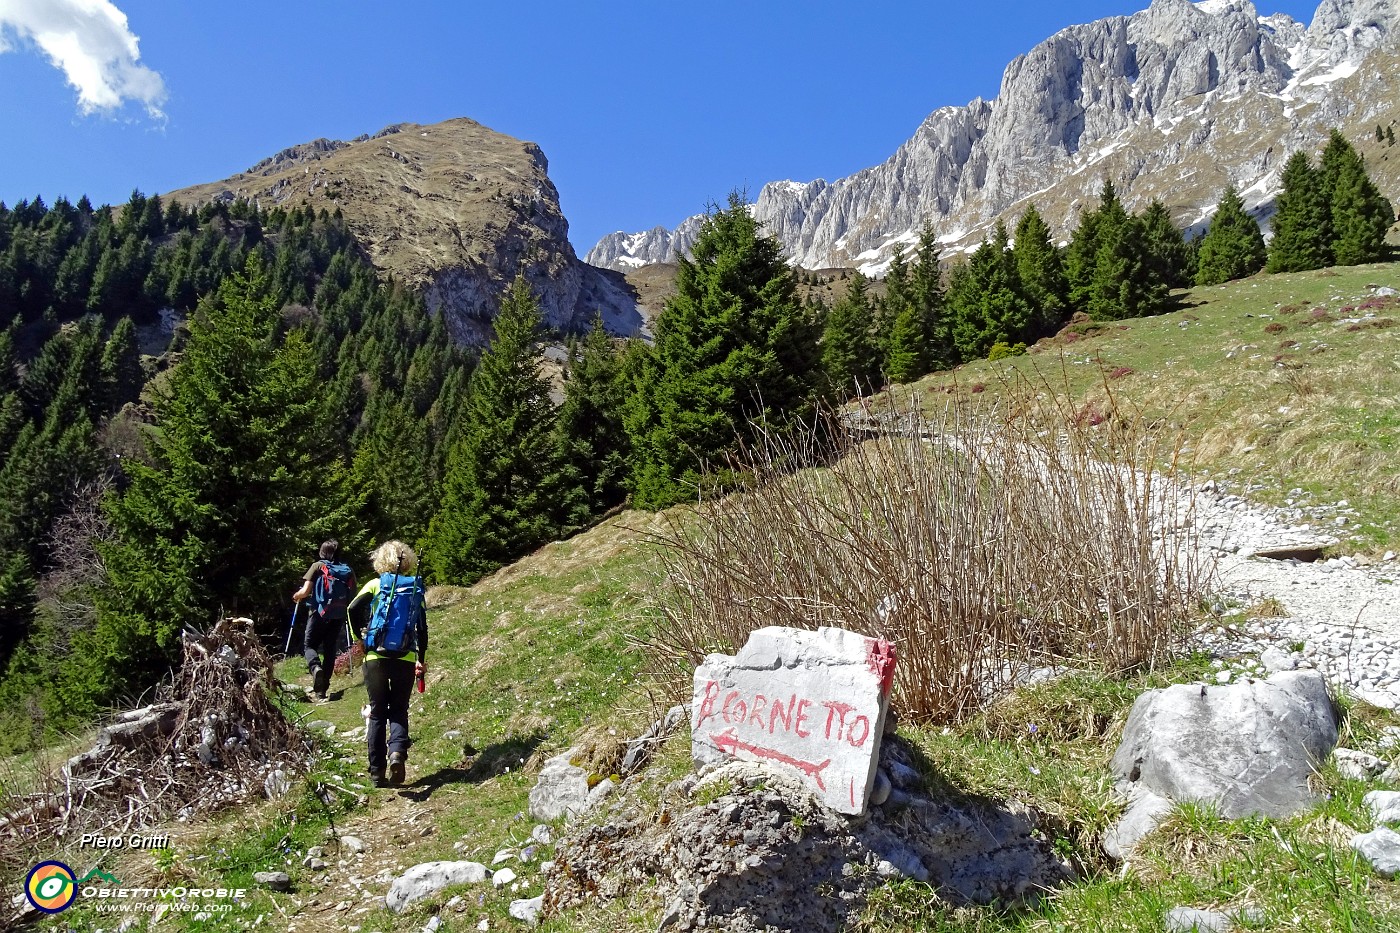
695, 681, 875, 749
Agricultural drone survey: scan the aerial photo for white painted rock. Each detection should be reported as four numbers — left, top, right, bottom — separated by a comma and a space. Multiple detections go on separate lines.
385, 861, 489, 912
528, 751, 591, 822
692, 626, 896, 814
1111, 670, 1338, 819
510, 894, 544, 924
1353, 827, 1400, 878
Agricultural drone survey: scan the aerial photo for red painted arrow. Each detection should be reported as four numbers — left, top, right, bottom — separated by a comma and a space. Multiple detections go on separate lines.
711, 729, 832, 790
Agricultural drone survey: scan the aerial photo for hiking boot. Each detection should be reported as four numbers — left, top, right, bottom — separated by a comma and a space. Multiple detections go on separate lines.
388, 751, 406, 786
369, 768, 388, 788
311, 692, 329, 704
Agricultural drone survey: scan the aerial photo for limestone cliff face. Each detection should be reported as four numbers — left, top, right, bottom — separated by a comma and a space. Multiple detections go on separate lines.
167, 118, 640, 345
588, 0, 1400, 273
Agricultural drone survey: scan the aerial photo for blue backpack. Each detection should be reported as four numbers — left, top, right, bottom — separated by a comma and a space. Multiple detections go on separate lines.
313, 561, 356, 620
365, 573, 422, 656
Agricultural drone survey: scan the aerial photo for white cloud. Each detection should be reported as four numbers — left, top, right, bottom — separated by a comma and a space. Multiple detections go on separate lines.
0, 0, 166, 119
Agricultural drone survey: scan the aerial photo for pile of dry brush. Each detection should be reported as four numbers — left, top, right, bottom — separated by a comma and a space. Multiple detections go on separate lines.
0, 617, 311, 873
645, 391, 1212, 724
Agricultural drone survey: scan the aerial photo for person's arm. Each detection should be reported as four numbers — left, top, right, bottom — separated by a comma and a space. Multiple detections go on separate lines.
291, 562, 320, 602
346, 578, 380, 641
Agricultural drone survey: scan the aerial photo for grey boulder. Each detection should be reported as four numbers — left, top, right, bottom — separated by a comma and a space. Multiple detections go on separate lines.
1103, 789, 1175, 859
385, 861, 489, 912
1163, 906, 1235, 932
1112, 670, 1339, 819
1352, 827, 1400, 878
253, 871, 291, 891
509, 894, 544, 924
529, 750, 592, 822
1365, 790, 1400, 825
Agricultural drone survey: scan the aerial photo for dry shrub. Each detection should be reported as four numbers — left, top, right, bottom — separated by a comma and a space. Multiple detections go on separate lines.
1264, 322, 1287, 334
0, 618, 309, 874
1282, 365, 1318, 398
643, 395, 1209, 725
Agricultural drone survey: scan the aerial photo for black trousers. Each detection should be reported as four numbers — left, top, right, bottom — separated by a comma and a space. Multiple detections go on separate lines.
302, 614, 345, 696
364, 656, 415, 773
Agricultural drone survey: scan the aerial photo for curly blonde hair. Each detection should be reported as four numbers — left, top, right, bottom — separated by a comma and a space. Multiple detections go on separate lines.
371, 540, 418, 575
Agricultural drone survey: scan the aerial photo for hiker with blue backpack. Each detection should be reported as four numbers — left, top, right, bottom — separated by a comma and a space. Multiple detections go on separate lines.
290, 539, 357, 702
346, 539, 429, 787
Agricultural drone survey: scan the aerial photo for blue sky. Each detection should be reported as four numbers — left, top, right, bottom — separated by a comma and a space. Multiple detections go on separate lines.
1, 0, 1320, 254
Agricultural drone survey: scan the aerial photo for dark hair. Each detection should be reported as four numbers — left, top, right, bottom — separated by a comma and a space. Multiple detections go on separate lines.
319, 539, 339, 560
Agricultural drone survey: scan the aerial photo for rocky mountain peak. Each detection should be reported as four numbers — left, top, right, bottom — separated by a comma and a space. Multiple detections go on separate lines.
167, 118, 640, 345
587, 0, 1400, 275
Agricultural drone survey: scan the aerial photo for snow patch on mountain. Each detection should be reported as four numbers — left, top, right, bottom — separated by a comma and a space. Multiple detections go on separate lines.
586, 0, 1398, 273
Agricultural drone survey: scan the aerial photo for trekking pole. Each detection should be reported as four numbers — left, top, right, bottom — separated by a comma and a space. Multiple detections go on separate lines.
283, 601, 301, 657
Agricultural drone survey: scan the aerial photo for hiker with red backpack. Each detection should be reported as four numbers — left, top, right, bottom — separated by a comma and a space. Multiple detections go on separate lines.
346, 539, 429, 787
290, 539, 357, 702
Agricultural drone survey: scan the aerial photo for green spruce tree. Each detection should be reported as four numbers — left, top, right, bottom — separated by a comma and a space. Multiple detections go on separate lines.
820, 272, 881, 397
625, 194, 821, 509
70, 255, 359, 721
909, 225, 950, 369
552, 317, 631, 535
1012, 204, 1068, 334
947, 223, 1034, 359
426, 276, 560, 582
1268, 150, 1332, 273
1138, 200, 1192, 291
1320, 135, 1396, 266
1195, 186, 1267, 285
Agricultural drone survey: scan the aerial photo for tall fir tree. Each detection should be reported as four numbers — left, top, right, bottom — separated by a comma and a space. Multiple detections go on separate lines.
821, 272, 881, 396
1011, 204, 1068, 334
1267, 150, 1332, 273
426, 275, 560, 583
908, 225, 950, 369
947, 223, 1034, 359
1138, 200, 1192, 290
1066, 181, 1165, 320
68, 255, 360, 721
1195, 186, 1267, 285
1321, 133, 1395, 266
875, 246, 911, 363
625, 194, 821, 509
99, 316, 144, 413
552, 317, 631, 536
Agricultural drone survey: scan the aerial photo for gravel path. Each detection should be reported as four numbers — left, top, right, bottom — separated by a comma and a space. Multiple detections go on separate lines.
1185, 480, 1400, 707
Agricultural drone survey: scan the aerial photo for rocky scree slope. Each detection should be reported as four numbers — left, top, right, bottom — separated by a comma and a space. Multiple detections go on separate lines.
167, 118, 641, 345
589, 0, 1400, 274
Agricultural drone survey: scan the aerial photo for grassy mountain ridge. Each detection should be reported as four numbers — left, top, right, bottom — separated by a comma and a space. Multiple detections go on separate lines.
165, 118, 643, 345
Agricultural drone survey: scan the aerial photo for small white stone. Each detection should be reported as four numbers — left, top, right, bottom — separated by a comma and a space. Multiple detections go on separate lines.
492, 868, 517, 887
